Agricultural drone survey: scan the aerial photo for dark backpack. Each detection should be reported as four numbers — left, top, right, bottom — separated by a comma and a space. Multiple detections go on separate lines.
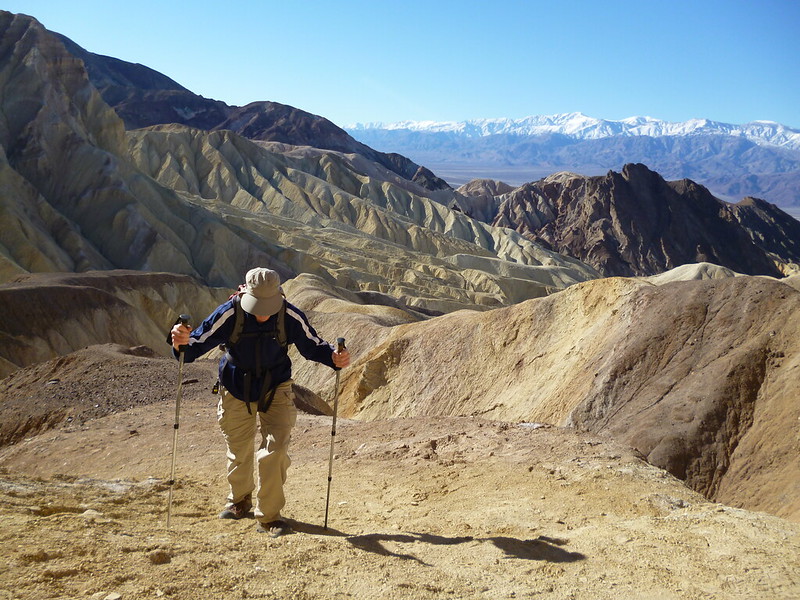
221, 293, 288, 413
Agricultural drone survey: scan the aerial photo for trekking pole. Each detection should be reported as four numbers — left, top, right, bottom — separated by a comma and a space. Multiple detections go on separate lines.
167, 314, 191, 528
324, 337, 346, 530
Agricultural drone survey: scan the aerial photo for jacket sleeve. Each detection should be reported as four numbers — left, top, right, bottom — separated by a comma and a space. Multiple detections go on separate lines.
285, 302, 337, 369
172, 300, 236, 363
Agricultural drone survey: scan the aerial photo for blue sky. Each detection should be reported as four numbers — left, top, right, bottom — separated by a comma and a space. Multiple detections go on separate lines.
6, 0, 800, 129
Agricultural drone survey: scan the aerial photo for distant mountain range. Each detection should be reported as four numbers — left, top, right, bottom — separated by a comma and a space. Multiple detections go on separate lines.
347, 115, 800, 210
348, 114, 800, 149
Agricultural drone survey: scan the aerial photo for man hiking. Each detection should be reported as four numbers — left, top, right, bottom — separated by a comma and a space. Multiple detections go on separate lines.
170, 267, 350, 536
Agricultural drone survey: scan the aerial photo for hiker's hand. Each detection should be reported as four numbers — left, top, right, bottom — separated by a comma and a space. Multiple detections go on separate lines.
333, 347, 350, 368
171, 323, 192, 351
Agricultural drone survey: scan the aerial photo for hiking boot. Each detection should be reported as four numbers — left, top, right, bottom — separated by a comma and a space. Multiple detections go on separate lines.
218, 498, 252, 520
257, 519, 291, 537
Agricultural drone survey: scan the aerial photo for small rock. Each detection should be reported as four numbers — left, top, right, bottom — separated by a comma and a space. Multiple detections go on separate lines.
614, 535, 633, 544
20, 549, 52, 563
148, 549, 172, 565
104, 594, 123, 600
81, 509, 113, 523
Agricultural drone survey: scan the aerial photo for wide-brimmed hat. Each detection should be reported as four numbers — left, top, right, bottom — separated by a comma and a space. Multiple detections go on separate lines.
240, 268, 283, 316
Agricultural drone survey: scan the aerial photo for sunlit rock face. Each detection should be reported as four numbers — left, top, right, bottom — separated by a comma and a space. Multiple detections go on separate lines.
0, 11, 598, 313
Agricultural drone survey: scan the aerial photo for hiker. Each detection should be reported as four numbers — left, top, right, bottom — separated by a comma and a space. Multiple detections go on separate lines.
169, 267, 350, 536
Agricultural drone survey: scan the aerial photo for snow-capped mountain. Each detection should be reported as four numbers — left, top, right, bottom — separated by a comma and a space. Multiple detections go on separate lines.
348, 113, 800, 151
346, 114, 800, 210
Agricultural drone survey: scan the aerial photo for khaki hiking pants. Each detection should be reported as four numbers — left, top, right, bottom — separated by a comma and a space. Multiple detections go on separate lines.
217, 380, 297, 522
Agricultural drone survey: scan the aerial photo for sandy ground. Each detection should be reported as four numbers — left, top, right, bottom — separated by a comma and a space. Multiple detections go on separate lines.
2, 371, 799, 600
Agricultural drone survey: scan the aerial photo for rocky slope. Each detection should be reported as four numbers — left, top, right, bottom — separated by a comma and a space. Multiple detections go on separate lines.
56, 32, 450, 192
333, 271, 800, 522
2, 268, 797, 524
4, 401, 799, 600
0, 11, 597, 314
1, 273, 799, 599
476, 164, 800, 277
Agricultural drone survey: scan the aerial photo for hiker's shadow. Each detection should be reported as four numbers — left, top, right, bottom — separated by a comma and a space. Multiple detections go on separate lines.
346, 531, 585, 565
491, 535, 585, 562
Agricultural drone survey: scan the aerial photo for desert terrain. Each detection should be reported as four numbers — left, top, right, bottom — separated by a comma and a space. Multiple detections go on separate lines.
1, 272, 799, 600
2, 351, 799, 600
2, 11, 800, 600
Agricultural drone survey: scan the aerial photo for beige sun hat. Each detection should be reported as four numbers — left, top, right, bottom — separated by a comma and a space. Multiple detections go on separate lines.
240, 268, 284, 316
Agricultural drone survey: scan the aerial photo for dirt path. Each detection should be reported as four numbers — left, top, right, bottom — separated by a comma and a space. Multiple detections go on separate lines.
2, 393, 799, 600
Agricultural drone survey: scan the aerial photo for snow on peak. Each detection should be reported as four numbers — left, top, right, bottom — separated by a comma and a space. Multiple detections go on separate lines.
346, 114, 800, 150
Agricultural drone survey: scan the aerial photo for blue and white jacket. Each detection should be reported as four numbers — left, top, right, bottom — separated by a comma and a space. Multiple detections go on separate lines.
175, 298, 337, 403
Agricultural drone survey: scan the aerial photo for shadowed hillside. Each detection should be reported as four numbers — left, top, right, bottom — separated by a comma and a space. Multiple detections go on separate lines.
0, 271, 229, 377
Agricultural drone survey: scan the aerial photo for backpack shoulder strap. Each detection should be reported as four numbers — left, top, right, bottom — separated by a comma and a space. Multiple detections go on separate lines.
228, 294, 287, 348
276, 299, 287, 349
228, 295, 246, 345
226, 290, 287, 349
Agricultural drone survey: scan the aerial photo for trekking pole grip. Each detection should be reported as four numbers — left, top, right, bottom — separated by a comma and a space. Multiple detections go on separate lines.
177, 314, 191, 352
336, 337, 346, 353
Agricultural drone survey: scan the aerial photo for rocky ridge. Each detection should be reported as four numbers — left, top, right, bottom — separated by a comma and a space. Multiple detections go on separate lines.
56, 31, 450, 192
332, 271, 800, 522
0, 11, 598, 315
462, 164, 800, 277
